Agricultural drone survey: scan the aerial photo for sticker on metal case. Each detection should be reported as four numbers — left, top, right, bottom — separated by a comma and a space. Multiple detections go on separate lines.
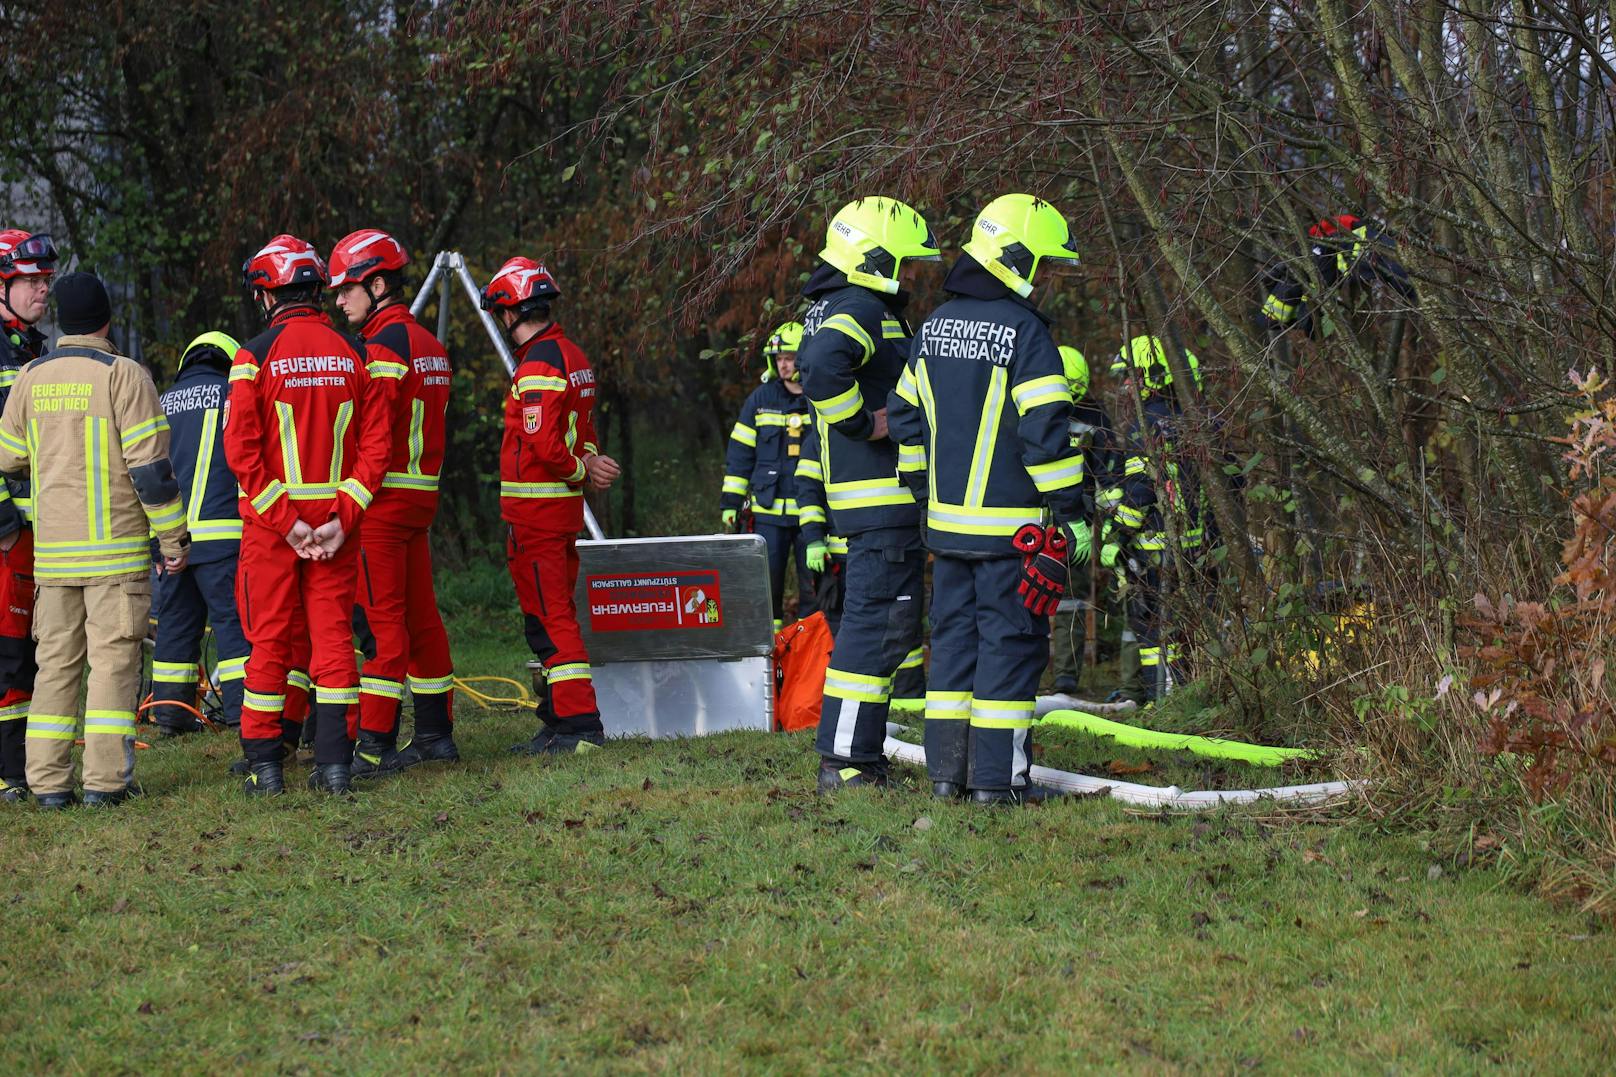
587, 570, 723, 631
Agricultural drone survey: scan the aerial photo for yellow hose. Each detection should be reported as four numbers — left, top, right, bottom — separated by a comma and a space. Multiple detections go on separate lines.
452, 675, 536, 709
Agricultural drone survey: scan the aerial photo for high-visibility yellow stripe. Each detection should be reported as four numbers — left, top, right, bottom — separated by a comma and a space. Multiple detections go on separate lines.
796, 458, 823, 482
188, 409, 220, 533
0, 700, 27, 722
229, 363, 259, 383
880, 317, 907, 340
898, 646, 924, 670
822, 313, 874, 362
1027, 455, 1085, 492
409, 674, 455, 694
926, 502, 1044, 537
381, 472, 439, 492
1011, 375, 1071, 414
286, 670, 312, 692
546, 662, 592, 684
915, 356, 940, 502
823, 668, 891, 704
360, 677, 404, 700
825, 477, 913, 511
367, 360, 407, 381
84, 416, 112, 541
1113, 504, 1146, 529
812, 383, 864, 425
119, 414, 168, 451
751, 498, 799, 517
565, 410, 578, 453
969, 698, 1035, 728
287, 482, 337, 499
329, 401, 353, 482
0, 428, 23, 455
315, 685, 360, 705
729, 422, 757, 448
217, 657, 248, 681
752, 412, 798, 427
275, 402, 302, 484
250, 479, 286, 515
27, 714, 78, 741
897, 442, 926, 474
407, 398, 426, 475
152, 661, 197, 685
516, 374, 567, 394
798, 504, 827, 526
500, 481, 580, 499
243, 690, 285, 712
144, 498, 185, 532
964, 366, 1007, 508
339, 477, 372, 510
722, 475, 749, 496
84, 709, 137, 736
925, 689, 971, 720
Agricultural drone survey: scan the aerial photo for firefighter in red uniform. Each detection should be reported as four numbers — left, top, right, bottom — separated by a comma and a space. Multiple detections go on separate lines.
328, 228, 458, 777
0, 229, 54, 802
481, 257, 620, 755
225, 234, 394, 796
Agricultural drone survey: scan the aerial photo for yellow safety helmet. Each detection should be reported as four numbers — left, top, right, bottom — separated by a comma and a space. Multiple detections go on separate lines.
1059, 345, 1089, 399
179, 330, 242, 370
820, 197, 941, 295
762, 320, 804, 382
961, 193, 1080, 298
1115, 334, 1200, 394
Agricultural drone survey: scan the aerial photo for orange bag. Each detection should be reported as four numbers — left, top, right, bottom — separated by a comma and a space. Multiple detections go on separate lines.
772, 611, 834, 732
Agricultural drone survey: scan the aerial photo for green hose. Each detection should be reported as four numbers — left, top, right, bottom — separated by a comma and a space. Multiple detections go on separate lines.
1039, 709, 1319, 766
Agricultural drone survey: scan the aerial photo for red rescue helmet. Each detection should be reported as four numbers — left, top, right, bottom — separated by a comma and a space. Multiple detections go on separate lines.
0, 230, 58, 279
480, 256, 561, 319
1308, 214, 1361, 239
242, 234, 328, 291
328, 228, 409, 288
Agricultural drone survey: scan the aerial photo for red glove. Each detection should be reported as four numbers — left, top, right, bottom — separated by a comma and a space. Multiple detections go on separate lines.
1015, 524, 1069, 616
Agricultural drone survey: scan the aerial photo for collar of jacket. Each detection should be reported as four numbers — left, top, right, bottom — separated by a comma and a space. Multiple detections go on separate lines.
514, 321, 567, 362
943, 254, 1051, 326
801, 259, 913, 316
268, 303, 328, 329
360, 300, 413, 339
176, 352, 229, 381
54, 333, 115, 353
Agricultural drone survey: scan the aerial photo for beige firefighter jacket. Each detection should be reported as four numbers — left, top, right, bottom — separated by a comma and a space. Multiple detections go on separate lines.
0, 334, 188, 583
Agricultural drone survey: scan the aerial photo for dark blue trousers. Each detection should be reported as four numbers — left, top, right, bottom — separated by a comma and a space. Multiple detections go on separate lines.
152, 554, 249, 729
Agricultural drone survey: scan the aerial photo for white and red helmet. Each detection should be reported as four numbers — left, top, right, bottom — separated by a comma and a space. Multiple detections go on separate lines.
242, 234, 329, 291
328, 228, 409, 288
480, 256, 561, 317
0, 229, 58, 280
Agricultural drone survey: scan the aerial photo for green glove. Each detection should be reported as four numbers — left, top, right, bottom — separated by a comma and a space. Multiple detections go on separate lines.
805, 541, 828, 573
721, 509, 738, 530
1100, 541, 1120, 568
1066, 520, 1092, 561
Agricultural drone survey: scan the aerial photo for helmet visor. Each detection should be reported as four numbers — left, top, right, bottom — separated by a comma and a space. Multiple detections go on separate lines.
4, 232, 58, 272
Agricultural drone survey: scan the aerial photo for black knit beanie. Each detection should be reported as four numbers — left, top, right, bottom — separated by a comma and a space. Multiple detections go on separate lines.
55, 272, 112, 335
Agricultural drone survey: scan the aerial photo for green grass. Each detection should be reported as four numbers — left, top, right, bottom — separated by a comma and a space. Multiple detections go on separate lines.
6, 557, 1615, 1073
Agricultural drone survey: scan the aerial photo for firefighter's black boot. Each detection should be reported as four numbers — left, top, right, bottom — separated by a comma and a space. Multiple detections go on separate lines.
35, 790, 75, 810
969, 788, 1023, 807
308, 763, 353, 795
0, 777, 28, 803
394, 731, 459, 767
816, 760, 890, 794
932, 781, 965, 800
244, 760, 284, 797
351, 729, 405, 780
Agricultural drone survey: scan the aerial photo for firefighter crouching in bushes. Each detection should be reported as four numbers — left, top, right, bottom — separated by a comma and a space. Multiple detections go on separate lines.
329, 228, 458, 777
149, 332, 251, 736
1048, 344, 1121, 698
483, 257, 621, 756
226, 234, 395, 796
0, 272, 190, 809
720, 321, 817, 631
800, 196, 939, 792
889, 194, 1088, 804
0, 228, 55, 802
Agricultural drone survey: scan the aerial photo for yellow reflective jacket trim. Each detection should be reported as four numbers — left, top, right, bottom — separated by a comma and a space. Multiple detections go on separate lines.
501, 480, 580, 499
898, 646, 924, 670
1011, 375, 1071, 414
821, 312, 874, 362
964, 367, 1007, 508
143, 498, 186, 531
729, 422, 757, 448
812, 382, 864, 425
1026, 455, 1085, 492
275, 402, 302, 484
826, 535, 849, 555
926, 502, 1044, 537
83, 416, 114, 542
897, 442, 926, 473
1113, 504, 1146, 528
229, 363, 259, 383
796, 458, 823, 482
366, 359, 407, 381
329, 401, 354, 482
339, 477, 373, 510
880, 317, 907, 340
516, 373, 567, 395
119, 413, 167, 452
798, 504, 826, 526
287, 482, 338, 499
893, 365, 921, 406
825, 477, 913, 510
1261, 294, 1298, 322
187, 410, 226, 535
27, 714, 79, 740
381, 472, 440, 492
251, 479, 287, 515
0, 428, 23, 455
751, 498, 799, 518
407, 399, 426, 475
721, 475, 749, 496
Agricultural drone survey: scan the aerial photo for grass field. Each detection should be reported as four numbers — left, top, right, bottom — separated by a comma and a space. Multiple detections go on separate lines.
4, 558, 1614, 1073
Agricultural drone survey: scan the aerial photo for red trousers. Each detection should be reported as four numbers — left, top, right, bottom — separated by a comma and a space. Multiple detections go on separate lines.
0, 530, 35, 783
237, 521, 361, 763
357, 512, 454, 735
506, 524, 600, 734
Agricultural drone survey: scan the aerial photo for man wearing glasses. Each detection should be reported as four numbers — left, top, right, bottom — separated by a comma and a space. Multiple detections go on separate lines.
0, 229, 56, 803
